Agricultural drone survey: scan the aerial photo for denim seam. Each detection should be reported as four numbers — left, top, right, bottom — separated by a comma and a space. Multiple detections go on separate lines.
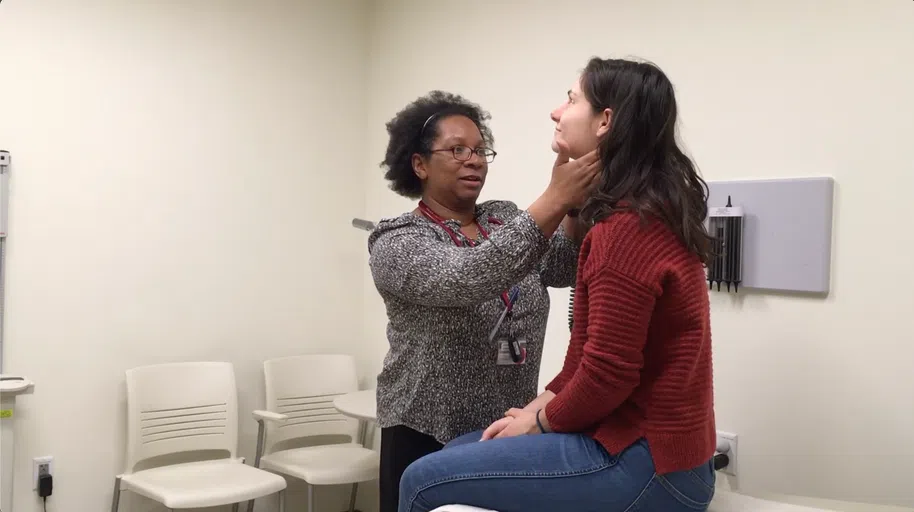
686, 468, 715, 491
405, 461, 614, 512
656, 474, 713, 508
621, 474, 656, 512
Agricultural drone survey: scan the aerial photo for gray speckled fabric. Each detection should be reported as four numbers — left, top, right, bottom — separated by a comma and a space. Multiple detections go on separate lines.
368, 200, 579, 444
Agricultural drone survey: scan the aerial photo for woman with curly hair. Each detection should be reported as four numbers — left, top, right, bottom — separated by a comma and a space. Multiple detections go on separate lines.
368, 91, 600, 512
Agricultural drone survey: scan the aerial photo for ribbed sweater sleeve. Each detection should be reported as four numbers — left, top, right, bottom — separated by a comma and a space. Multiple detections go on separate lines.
544, 213, 665, 432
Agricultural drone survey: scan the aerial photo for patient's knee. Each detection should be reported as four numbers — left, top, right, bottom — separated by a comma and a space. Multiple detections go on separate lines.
444, 430, 484, 450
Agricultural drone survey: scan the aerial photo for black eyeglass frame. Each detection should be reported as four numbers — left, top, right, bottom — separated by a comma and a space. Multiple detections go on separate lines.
428, 145, 497, 163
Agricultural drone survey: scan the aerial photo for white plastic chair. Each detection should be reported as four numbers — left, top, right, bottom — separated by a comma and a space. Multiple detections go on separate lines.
111, 362, 287, 511
249, 354, 379, 512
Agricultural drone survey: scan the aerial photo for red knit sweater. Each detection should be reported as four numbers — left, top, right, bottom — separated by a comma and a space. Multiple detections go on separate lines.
544, 211, 716, 475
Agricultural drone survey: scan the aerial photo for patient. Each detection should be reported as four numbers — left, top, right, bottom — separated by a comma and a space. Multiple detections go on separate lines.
397, 57, 717, 512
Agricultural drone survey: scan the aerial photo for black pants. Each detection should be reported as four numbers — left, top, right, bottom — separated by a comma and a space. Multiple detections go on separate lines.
380, 425, 444, 512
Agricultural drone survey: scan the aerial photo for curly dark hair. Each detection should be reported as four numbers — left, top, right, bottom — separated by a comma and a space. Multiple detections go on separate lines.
380, 91, 494, 198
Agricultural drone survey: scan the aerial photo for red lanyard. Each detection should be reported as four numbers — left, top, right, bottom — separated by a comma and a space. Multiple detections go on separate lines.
418, 200, 511, 308
418, 201, 492, 246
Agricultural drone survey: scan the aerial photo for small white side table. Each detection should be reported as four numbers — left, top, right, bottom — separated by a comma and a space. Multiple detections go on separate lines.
332, 389, 378, 512
333, 389, 377, 423
1, 375, 35, 512
333, 388, 377, 450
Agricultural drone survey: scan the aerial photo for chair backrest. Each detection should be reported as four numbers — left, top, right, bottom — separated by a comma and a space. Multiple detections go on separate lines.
124, 361, 239, 473
262, 354, 360, 453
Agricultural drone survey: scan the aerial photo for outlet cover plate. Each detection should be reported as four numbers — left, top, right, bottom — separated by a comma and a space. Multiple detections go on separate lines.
32, 456, 53, 490
716, 431, 738, 477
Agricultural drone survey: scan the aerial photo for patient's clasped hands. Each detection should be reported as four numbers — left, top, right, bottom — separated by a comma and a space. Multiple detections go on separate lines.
480, 408, 540, 441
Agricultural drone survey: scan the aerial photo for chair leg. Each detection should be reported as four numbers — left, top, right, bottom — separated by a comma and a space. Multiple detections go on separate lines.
110, 477, 122, 512
348, 482, 358, 512
231, 503, 240, 512
278, 489, 286, 512
356, 420, 367, 447
307, 483, 314, 512
246, 498, 255, 512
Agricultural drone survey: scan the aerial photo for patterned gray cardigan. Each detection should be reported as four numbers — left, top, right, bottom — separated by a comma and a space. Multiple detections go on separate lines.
368, 200, 579, 443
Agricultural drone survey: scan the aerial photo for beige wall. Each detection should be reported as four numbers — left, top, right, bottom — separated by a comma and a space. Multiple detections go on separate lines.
0, 0, 370, 510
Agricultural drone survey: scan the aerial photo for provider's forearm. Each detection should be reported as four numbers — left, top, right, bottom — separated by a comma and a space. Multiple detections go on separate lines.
523, 391, 556, 412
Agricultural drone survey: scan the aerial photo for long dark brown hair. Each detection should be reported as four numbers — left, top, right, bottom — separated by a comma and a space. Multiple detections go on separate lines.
578, 57, 712, 264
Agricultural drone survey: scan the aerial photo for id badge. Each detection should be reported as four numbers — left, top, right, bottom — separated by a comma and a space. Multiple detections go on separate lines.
496, 339, 527, 365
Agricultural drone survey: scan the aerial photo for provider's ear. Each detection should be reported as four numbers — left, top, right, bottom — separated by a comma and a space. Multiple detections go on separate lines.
412, 153, 429, 180
595, 108, 612, 138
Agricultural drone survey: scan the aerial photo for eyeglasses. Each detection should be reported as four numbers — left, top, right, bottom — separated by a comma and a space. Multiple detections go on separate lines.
430, 145, 497, 163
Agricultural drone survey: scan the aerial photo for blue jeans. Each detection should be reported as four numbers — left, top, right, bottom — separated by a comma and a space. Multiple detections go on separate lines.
398, 430, 715, 512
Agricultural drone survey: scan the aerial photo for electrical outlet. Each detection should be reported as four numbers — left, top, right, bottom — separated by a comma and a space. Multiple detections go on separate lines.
716, 431, 738, 476
32, 456, 53, 490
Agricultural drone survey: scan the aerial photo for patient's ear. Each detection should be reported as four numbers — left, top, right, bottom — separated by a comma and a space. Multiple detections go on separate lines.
595, 108, 612, 138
